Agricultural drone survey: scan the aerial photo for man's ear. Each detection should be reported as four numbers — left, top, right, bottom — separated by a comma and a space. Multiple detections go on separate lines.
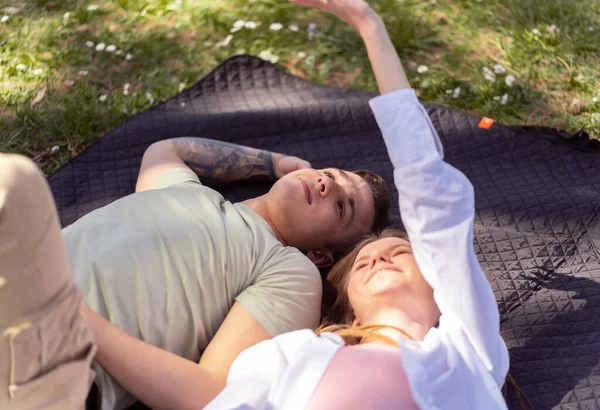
351, 317, 360, 327
306, 250, 335, 268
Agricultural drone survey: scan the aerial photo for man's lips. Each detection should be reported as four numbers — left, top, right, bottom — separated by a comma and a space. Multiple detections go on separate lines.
301, 179, 313, 205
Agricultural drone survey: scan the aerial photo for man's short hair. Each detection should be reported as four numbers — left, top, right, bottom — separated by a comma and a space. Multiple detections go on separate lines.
353, 169, 390, 234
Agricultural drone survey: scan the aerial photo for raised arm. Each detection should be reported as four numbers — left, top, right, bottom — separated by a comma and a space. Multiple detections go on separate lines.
136, 137, 310, 192
293, 0, 508, 385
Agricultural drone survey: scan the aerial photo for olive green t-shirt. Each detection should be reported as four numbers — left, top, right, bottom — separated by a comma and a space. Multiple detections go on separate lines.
62, 168, 322, 410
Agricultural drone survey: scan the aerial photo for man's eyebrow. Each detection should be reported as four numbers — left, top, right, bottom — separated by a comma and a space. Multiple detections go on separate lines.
335, 169, 356, 226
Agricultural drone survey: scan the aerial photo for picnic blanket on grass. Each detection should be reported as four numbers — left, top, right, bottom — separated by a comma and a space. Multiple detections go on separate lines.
49, 55, 600, 410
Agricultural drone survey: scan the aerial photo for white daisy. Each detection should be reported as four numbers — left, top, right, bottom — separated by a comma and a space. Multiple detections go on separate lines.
532, 28, 541, 36
493, 96, 501, 101
500, 94, 509, 105
33, 68, 44, 75
123, 83, 130, 95
420, 80, 430, 89
588, 26, 595, 32
51, 145, 60, 153
1, 15, 9, 23
505, 74, 515, 87
146, 92, 154, 104
99, 94, 107, 102
231, 20, 245, 33
78, 70, 88, 76
592, 97, 598, 103
16, 64, 26, 71
445, 89, 452, 94
452, 87, 461, 99
95, 43, 106, 51
125, 53, 132, 61
289, 24, 299, 32
85, 40, 94, 47
269, 23, 283, 31
105, 44, 117, 52
417, 65, 429, 74
493, 63, 506, 74
244, 21, 257, 29
308, 22, 317, 40
297, 51, 307, 59
483, 67, 496, 82
258, 50, 279, 64
87, 5, 99, 11
222, 34, 233, 47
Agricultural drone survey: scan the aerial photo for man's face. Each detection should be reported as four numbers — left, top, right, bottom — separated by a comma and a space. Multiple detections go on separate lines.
266, 168, 376, 251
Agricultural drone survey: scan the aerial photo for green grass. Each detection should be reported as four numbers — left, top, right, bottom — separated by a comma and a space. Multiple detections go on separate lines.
1, 0, 599, 174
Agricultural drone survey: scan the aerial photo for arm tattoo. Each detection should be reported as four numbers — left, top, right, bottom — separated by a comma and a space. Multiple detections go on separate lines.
172, 138, 279, 185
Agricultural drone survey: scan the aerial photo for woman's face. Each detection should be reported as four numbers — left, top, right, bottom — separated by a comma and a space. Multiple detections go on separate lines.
347, 237, 437, 326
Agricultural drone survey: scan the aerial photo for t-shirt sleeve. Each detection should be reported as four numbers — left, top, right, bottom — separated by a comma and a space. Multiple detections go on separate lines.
151, 167, 202, 190
236, 248, 322, 337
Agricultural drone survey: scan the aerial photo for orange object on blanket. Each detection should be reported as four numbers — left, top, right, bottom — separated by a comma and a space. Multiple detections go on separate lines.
478, 117, 495, 130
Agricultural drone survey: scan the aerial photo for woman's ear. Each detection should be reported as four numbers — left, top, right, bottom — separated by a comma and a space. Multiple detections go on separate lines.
306, 250, 335, 268
351, 317, 360, 327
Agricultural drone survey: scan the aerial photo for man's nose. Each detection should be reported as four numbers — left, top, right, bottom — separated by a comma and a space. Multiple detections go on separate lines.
317, 176, 336, 198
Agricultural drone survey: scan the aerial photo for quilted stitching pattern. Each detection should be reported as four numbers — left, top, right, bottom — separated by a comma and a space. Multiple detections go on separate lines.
49, 55, 600, 410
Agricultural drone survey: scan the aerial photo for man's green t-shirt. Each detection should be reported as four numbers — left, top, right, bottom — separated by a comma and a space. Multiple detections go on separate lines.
62, 168, 322, 410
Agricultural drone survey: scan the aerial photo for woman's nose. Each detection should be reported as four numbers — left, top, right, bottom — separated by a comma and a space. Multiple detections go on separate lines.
369, 252, 390, 268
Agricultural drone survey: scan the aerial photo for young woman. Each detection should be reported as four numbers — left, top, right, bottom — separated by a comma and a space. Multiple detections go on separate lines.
0, 0, 508, 409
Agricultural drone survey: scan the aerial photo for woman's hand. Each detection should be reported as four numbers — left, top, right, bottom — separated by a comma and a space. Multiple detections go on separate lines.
289, 0, 375, 32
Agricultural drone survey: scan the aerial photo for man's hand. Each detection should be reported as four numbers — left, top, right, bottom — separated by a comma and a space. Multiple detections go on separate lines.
274, 154, 311, 179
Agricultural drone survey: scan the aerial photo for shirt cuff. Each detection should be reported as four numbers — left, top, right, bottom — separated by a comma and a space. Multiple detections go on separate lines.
369, 89, 444, 166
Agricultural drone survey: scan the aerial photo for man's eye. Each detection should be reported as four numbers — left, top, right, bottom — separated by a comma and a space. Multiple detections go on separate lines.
337, 201, 344, 218
324, 171, 335, 180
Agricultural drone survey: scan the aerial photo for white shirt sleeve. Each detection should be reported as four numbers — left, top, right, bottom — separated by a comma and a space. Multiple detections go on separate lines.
369, 89, 509, 386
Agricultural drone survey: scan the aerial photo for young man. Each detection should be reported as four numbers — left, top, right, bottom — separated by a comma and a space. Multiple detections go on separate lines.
62, 136, 389, 409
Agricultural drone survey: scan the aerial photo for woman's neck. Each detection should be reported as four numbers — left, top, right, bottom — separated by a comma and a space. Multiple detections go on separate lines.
364, 308, 434, 343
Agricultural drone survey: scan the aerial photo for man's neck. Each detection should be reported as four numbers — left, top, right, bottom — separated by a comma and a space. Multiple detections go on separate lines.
243, 195, 287, 247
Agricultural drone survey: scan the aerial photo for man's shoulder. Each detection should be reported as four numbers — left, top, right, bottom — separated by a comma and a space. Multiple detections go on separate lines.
259, 243, 321, 281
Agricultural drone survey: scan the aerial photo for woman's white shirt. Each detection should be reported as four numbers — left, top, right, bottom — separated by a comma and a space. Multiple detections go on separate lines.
205, 89, 510, 410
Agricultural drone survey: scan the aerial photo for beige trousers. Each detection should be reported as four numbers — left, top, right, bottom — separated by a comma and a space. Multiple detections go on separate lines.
0, 154, 96, 410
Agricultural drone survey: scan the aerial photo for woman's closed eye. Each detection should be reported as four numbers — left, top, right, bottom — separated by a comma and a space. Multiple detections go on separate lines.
324, 170, 335, 180
392, 246, 412, 256
354, 263, 368, 271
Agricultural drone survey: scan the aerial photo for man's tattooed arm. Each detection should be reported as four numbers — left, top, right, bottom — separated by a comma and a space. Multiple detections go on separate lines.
170, 137, 284, 185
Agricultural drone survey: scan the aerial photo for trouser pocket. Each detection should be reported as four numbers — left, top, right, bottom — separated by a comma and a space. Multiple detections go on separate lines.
2, 284, 97, 410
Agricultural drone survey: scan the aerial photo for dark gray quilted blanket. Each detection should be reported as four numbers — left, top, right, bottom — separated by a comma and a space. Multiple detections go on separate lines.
50, 55, 600, 410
